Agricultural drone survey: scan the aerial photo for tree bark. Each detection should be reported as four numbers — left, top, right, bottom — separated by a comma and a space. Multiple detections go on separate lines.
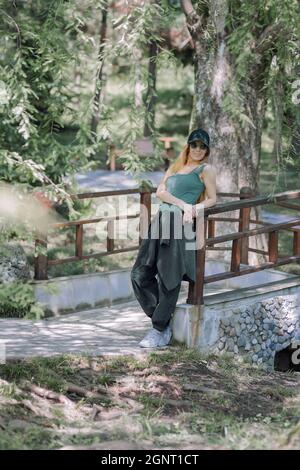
272, 70, 284, 166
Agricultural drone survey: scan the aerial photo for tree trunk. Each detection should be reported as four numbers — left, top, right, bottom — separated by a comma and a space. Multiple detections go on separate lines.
271, 64, 285, 166
181, 0, 276, 264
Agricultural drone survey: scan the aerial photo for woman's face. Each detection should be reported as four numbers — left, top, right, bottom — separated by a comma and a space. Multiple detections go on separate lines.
189, 140, 208, 162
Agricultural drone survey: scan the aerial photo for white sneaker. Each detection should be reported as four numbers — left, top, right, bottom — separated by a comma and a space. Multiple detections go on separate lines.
161, 325, 172, 346
139, 326, 172, 348
139, 328, 162, 348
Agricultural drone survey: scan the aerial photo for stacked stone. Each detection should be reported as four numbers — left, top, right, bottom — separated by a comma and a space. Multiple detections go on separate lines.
217, 296, 298, 369
0, 243, 31, 283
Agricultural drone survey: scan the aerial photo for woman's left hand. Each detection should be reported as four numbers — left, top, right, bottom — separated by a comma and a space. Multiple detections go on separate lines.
183, 204, 194, 224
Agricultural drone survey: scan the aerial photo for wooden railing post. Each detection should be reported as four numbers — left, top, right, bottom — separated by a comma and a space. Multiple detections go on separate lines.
107, 219, 115, 252
239, 186, 252, 265
75, 224, 83, 258
269, 230, 278, 263
208, 218, 215, 239
187, 216, 207, 305
34, 232, 48, 280
293, 230, 300, 261
231, 238, 241, 272
108, 143, 116, 171
139, 189, 151, 244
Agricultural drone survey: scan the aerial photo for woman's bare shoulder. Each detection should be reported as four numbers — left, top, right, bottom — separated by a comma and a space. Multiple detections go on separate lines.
157, 166, 174, 188
202, 163, 216, 176
163, 166, 174, 180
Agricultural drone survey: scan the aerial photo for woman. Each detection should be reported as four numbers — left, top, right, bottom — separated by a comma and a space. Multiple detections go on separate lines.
131, 128, 217, 348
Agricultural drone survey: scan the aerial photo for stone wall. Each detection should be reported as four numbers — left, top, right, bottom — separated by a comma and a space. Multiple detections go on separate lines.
0, 243, 31, 283
172, 276, 300, 370
216, 296, 299, 369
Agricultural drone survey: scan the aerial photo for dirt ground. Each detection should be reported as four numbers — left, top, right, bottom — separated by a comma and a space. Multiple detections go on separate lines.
0, 347, 299, 450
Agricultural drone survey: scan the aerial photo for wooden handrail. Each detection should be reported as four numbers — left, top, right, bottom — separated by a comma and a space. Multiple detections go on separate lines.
70, 188, 157, 199
205, 217, 300, 246
49, 213, 139, 229
47, 246, 139, 266
34, 187, 300, 293
275, 201, 300, 211
69, 189, 254, 200
204, 190, 300, 216
204, 255, 300, 283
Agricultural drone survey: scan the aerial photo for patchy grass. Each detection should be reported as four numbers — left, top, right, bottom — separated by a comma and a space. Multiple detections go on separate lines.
0, 348, 299, 450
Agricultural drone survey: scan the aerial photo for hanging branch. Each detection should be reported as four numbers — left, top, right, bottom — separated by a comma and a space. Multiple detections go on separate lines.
251, 22, 285, 56
271, 63, 285, 166
91, 3, 109, 136
143, 38, 158, 137
180, 0, 203, 37
248, 21, 289, 84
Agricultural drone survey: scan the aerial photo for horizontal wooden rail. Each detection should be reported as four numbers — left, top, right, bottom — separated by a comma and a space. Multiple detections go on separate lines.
47, 246, 140, 266
206, 217, 300, 246
49, 213, 139, 229
205, 191, 300, 216
275, 201, 300, 211
248, 247, 269, 256
70, 189, 254, 201
249, 218, 300, 231
204, 255, 300, 284
70, 188, 157, 199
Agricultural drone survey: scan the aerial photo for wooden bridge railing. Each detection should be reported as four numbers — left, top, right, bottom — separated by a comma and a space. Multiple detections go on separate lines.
34, 188, 156, 281
187, 189, 300, 305
35, 187, 300, 307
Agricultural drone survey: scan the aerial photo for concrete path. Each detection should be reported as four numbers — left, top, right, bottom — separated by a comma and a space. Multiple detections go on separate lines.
260, 209, 300, 229
0, 289, 189, 360
69, 169, 164, 192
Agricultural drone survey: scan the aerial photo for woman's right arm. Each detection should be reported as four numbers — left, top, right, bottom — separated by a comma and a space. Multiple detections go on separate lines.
156, 168, 185, 210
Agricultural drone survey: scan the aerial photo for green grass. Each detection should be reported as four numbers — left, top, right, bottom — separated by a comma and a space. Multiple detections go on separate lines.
0, 349, 299, 449
0, 355, 76, 392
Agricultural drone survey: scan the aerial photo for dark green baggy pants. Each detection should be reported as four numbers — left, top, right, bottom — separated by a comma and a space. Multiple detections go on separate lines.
131, 256, 181, 332
130, 214, 182, 332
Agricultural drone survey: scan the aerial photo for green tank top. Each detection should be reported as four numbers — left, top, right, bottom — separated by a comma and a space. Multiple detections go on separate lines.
159, 163, 207, 212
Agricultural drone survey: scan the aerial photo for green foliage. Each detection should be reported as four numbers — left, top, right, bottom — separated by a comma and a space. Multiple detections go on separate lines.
0, 0, 183, 185
224, 0, 300, 172
0, 0, 298, 186
103, 3, 175, 176
0, 0, 96, 186
0, 282, 44, 319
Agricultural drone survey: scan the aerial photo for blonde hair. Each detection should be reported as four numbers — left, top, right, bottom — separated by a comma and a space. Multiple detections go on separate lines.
169, 143, 209, 204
